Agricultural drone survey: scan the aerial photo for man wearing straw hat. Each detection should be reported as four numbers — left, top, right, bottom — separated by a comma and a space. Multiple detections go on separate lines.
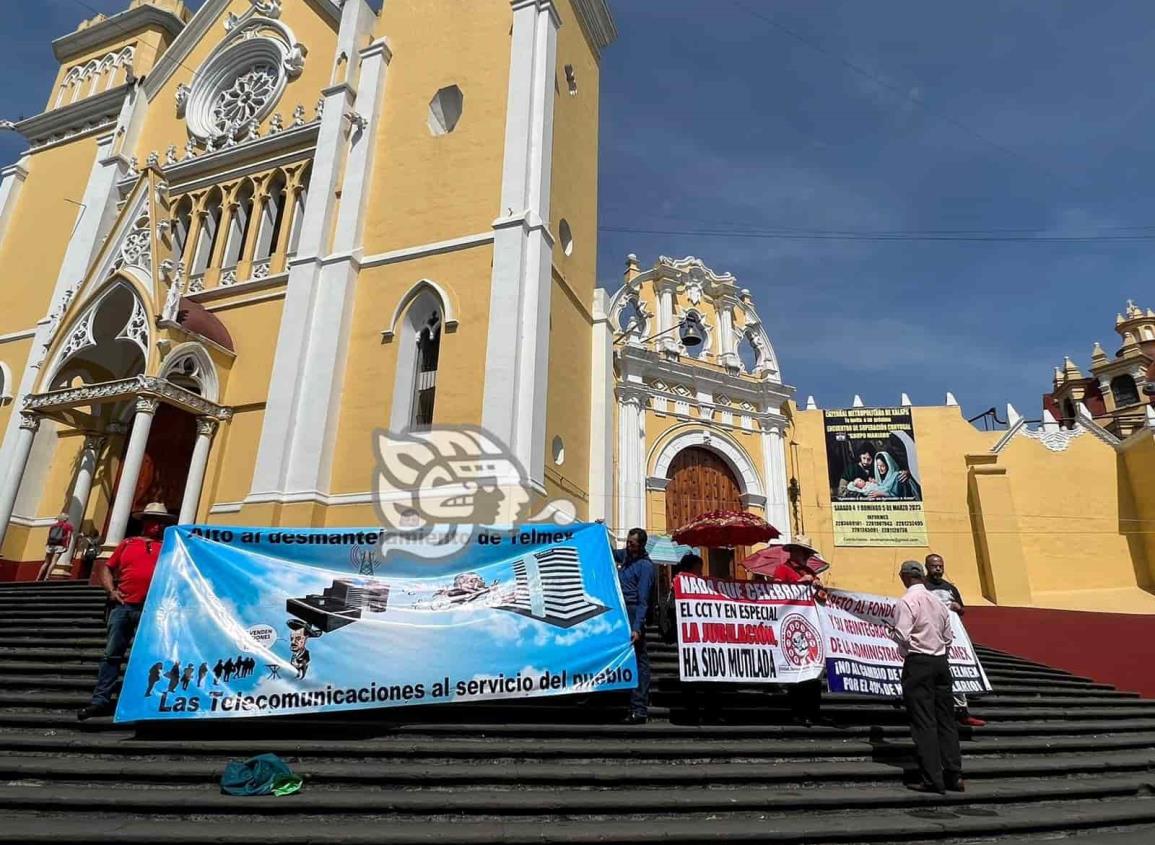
78, 502, 176, 720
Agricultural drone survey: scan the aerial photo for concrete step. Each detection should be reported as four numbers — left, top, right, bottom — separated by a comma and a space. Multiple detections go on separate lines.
0, 790, 1154, 843
0, 775, 1147, 818
1, 749, 1152, 787
3, 728, 1155, 761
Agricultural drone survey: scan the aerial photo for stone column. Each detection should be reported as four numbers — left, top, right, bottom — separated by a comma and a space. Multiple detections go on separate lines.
616, 387, 648, 534
655, 278, 678, 354
0, 412, 41, 550
761, 422, 791, 541
178, 418, 218, 524
105, 397, 158, 547
64, 433, 105, 558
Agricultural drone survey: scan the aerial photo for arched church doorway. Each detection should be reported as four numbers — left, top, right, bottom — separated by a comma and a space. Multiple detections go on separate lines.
664, 446, 745, 578
107, 403, 198, 538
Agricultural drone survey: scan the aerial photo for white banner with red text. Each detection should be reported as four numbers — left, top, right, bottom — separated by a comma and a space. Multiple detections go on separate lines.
672, 575, 825, 684
820, 589, 992, 697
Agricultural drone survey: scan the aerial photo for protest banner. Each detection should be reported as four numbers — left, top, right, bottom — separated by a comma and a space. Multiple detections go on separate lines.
115, 523, 636, 722
823, 407, 928, 547
821, 589, 992, 697
673, 575, 824, 684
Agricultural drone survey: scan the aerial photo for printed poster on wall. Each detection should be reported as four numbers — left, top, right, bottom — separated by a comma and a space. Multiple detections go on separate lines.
673, 575, 824, 684
115, 523, 637, 722
820, 589, 992, 697
824, 407, 928, 547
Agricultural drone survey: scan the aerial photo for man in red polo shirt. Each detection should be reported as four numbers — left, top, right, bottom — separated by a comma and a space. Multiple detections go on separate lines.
78, 502, 175, 720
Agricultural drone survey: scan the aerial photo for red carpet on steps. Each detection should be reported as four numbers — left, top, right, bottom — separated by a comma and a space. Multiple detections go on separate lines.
966, 605, 1155, 697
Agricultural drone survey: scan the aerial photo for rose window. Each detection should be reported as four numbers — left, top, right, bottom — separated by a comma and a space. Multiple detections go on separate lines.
210, 64, 278, 137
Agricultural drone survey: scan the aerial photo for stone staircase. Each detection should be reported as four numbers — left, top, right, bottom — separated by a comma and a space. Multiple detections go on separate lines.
2, 579, 1155, 842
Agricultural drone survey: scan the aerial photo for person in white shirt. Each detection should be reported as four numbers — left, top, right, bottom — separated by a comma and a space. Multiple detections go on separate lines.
890, 560, 964, 795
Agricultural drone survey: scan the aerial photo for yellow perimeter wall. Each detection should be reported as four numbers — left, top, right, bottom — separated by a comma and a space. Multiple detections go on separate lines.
788, 405, 1155, 613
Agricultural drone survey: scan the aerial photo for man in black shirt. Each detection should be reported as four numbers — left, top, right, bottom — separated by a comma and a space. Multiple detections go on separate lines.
925, 553, 985, 728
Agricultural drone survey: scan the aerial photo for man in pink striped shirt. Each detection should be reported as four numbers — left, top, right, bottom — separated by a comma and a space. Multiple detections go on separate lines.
891, 560, 963, 795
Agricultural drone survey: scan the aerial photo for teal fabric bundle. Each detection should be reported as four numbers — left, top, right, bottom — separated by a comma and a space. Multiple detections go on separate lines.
220, 753, 303, 796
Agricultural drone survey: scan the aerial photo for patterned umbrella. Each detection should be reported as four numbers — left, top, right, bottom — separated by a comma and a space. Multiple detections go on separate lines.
741, 543, 830, 578
671, 510, 781, 548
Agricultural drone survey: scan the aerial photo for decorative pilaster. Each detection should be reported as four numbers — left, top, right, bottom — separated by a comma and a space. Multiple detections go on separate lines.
0, 412, 41, 550
616, 387, 648, 534
481, 0, 562, 487
105, 397, 158, 547
761, 422, 791, 541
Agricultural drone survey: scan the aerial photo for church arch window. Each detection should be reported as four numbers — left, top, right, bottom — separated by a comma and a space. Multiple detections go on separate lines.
253, 170, 287, 262
172, 195, 193, 264
287, 179, 307, 256
159, 343, 220, 402
221, 180, 255, 270
45, 280, 149, 390
616, 294, 648, 341
386, 283, 456, 431
190, 189, 223, 276
1111, 374, 1140, 407
411, 311, 442, 429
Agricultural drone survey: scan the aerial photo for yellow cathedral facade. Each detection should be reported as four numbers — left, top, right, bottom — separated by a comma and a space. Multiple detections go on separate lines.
3, 0, 1155, 616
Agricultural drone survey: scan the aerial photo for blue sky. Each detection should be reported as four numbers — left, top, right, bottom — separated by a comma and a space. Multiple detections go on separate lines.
5, 1, 1154, 418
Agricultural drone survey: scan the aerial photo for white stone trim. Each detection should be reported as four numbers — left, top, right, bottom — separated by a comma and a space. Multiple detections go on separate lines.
53, 3, 184, 63
588, 289, 614, 524
358, 230, 495, 269
568, 0, 618, 56
12, 85, 129, 151
0, 163, 29, 252
481, 0, 560, 488
0, 329, 37, 345
158, 342, 221, 403
248, 2, 381, 502
380, 280, 458, 342
8, 514, 59, 528
650, 426, 765, 499
144, 0, 340, 104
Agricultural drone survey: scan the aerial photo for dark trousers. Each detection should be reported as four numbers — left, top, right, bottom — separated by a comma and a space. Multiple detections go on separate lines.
787, 678, 823, 721
628, 615, 650, 717
90, 603, 142, 707
902, 653, 962, 790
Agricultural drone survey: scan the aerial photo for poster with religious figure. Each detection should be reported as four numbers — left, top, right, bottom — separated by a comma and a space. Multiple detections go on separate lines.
823, 407, 928, 547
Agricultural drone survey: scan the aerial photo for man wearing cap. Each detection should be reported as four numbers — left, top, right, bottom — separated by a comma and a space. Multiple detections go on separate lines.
891, 560, 963, 794
78, 502, 176, 720
613, 527, 655, 724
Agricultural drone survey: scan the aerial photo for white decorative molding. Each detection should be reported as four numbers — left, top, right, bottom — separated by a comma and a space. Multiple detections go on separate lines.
1020, 424, 1086, 453
12, 85, 129, 150
182, 3, 307, 143
650, 426, 765, 500
380, 279, 459, 342
53, 4, 184, 63
358, 230, 494, 269
567, 0, 618, 57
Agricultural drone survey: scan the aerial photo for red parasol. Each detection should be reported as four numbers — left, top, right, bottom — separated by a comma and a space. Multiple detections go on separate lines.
671, 510, 780, 548
742, 543, 830, 578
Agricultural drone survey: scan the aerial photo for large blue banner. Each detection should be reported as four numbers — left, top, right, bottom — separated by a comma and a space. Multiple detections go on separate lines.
115, 523, 637, 722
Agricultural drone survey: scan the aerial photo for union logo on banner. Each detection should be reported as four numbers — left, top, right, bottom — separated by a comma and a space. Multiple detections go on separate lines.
781, 613, 823, 667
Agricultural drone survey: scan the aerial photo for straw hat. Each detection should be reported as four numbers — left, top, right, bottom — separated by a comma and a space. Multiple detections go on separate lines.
132, 502, 176, 522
